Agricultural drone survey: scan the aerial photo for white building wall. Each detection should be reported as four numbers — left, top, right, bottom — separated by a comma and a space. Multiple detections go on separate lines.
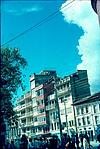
75, 101, 100, 139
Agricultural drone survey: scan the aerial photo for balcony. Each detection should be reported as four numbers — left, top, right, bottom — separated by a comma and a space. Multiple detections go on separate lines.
33, 111, 38, 116
25, 111, 33, 116
38, 104, 45, 109
38, 121, 47, 125
34, 121, 39, 126
34, 121, 47, 126
46, 104, 56, 111
48, 94, 55, 101
57, 88, 70, 96
20, 123, 26, 127
20, 113, 26, 118
26, 122, 33, 126
18, 104, 26, 110
26, 102, 32, 107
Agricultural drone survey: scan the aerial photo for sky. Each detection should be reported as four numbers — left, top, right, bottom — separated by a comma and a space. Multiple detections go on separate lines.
1, 0, 100, 98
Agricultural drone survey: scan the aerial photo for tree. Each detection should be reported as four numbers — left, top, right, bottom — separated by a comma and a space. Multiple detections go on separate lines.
0, 47, 27, 146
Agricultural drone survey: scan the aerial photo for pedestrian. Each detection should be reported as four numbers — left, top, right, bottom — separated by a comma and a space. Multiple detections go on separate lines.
28, 138, 34, 149
79, 132, 84, 147
97, 134, 100, 149
8, 140, 16, 149
62, 134, 67, 149
20, 134, 28, 149
71, 135, 76, 149
5, 139, 10, 149
65, 135, 75, 149
15, 136, 21, 149
84, 133, 90, 148
75, 133, 80, 149
83, 135, 89, 149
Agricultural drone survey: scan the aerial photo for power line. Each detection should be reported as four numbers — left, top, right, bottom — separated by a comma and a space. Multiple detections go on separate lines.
1, 0, 75, 47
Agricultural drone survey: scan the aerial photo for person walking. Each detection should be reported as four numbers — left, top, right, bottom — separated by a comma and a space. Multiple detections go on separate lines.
20, 134, 28, 149
28, 138, 34, 149
97, 134, 100, 149
8, 140, 16, 149
15, 136, 21, 149
83, 135, 89, 149
75, 134, 80, 149
65, 135, 76, 149
79, 132, 84, 148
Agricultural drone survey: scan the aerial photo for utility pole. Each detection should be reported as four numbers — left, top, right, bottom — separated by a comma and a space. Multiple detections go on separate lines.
72, 103, 78, 134
53, 75, 63, 142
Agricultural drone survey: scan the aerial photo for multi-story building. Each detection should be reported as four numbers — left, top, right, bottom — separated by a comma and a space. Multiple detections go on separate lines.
15, 69, 91, 139
30, 70, 90, 138
30, 70, 56, 137
16, 91, 33, 137
47, 70, 91, 137
74, 92, 100, 140
91, 0, 100, 24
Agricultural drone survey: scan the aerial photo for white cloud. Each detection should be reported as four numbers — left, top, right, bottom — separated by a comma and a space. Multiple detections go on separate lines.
61, 0, 100, 94
1, 4, 42, 16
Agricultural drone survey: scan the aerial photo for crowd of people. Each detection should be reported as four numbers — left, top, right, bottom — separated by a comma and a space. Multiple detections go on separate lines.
3, 132, 100, 149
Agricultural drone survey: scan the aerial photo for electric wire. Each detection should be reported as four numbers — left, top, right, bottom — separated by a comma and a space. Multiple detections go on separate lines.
1, 0, 75, 47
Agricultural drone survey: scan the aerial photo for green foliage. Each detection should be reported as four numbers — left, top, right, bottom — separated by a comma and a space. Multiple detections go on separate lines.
0, 47, 27, 121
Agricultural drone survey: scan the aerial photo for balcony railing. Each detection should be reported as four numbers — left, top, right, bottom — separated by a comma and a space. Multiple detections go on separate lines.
34, 121, 47, 126
25, 102, 32, 107
25, 111, 33, 116
26, 122, 33, 126
18, 104, 26, 110
46, 104, 56, 111
20, 113, 26, 118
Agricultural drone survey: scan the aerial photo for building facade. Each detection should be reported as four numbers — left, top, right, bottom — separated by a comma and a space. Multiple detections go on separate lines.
74, 92, 100, 140
14, 70, 91, 139
91, 0, 100, 24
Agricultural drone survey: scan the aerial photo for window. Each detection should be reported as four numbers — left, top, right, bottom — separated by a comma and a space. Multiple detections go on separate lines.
81, 108, 84, 114
32, 98, 36, 105
94, 105, 98, 113
67, 82, 69, 88
31, 80, 35, 89
59, 97, 64, 103
69, 121, 71, 127
60, 109, 65, 115
77, 108, 80, 115
39, 109, 44, 113
32, 89, 36, 98
87, 116, 91, 125
37, 89, 44, 96
78, 118, 81, 126
54, 123, 56, 130
67, 107, 72, 113
57, 122, 59, 129
69, 120, 73, 127
33, 107, 37, 113
52, 123, 53, 130
86, 106, 88, 113
72, 120, 74, 126
95, 116, 100, 124
34, 117, 37, 122
41, 100, 44, 104
82, 117, 86, 125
